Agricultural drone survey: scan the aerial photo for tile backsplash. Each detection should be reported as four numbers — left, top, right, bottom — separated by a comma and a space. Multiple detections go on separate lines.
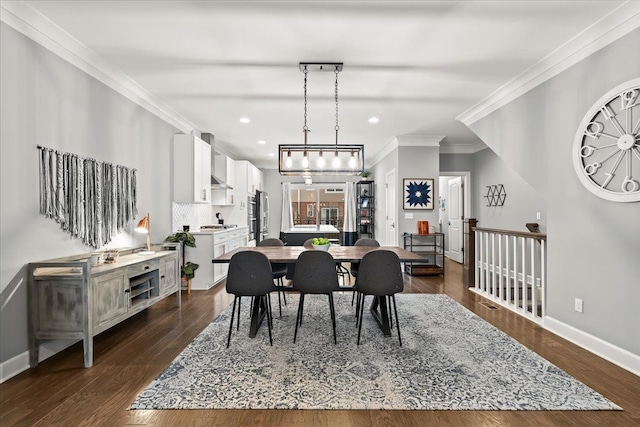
172, 203, 212, 232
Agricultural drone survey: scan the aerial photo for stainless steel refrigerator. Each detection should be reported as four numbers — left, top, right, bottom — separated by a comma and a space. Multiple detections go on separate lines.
256, 190, 269, 243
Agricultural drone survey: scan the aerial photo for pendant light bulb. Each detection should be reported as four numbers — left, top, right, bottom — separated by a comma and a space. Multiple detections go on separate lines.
349, 151, 357, 168
302, 151, 309, 168
285, 150, 292, 168
317, 151, 325, 168
332, 151, 340, 168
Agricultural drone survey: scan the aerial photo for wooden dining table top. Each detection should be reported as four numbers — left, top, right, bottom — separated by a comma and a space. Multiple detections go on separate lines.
212, 245, 426, 263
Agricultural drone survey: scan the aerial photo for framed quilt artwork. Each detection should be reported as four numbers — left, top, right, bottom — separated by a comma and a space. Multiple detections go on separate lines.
403, 178, 434, 210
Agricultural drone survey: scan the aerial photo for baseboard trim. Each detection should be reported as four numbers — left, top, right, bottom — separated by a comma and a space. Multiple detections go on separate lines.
0, 339, 78, 384
545, 316, 640, 377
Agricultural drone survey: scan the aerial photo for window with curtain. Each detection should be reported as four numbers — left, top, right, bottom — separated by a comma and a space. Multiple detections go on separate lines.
288, 183, 346, 238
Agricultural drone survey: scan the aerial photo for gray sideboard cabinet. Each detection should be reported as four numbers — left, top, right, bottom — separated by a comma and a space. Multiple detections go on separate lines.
28, 249, 181, 368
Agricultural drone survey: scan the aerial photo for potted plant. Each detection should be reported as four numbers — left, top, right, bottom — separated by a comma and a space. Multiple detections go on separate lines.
165, 231, 199, 288
361, 170, 371, 180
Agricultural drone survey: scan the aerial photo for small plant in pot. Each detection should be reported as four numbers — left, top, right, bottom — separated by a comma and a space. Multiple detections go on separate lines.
361, 170, 371, 180
165, 231, 199, 286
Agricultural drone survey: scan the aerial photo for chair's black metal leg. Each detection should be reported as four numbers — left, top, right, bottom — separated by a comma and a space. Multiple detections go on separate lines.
276, 283, 282, 318
392, 295, 402, 347
293, 293, 304, 343
267, 294, 273, 330
237, 296, 242, 331
227, 296, 237, 348
249, 296, 254, 318
355, 292, 363, 326
357, 294, 366, 345
299, 294, 305, 326
351, 289, 356, 306
279, 277, 287, 306
388, 295, 393, 329
329, 293, 337, 344
265, 295, 273, 346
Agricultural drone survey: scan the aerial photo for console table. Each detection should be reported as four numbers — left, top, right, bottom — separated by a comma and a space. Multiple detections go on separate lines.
28, 248, 181, 368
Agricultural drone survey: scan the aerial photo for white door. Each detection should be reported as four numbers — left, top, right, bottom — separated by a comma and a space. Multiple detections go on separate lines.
447, 177, 464, 263
385, 169, 397, 246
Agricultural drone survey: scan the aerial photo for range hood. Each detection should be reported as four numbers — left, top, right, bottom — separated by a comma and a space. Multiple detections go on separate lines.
211, 175, 232, 190
201, 133, 233, 190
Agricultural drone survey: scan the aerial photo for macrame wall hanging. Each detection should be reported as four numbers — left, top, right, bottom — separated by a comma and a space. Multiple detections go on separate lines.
37, 145, 138, 248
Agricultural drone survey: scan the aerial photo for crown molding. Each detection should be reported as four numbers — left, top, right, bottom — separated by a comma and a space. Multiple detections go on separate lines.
370, 136, 399, 168
457, 1, 640, 126
0, 2, 198, 134
396, 135, 445, 147
369, 134, 445, 167
439, 139, 488, 154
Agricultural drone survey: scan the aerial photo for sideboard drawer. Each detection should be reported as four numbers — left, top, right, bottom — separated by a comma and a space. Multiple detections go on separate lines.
127, 259, 159, 278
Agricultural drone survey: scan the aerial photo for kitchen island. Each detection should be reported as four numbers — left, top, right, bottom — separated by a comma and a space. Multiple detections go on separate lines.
281, 224, 340, 245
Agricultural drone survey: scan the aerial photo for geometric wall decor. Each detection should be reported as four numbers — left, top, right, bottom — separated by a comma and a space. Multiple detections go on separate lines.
404, 178, 434, 210
485, 184, 506, 207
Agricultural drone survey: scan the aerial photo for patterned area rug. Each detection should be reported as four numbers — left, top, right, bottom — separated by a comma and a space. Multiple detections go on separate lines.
130, 294, 620, 410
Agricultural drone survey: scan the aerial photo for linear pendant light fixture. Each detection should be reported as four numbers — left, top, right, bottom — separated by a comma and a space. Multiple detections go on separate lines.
279, 62, 364, 176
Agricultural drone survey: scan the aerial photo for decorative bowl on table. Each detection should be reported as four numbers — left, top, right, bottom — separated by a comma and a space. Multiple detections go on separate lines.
311, 238, 331, 251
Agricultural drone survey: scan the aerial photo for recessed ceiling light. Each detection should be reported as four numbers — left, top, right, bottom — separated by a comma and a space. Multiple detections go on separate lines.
239, 117, 251, 124
368, 117, 379, 123
258, 140, 266, 145
268, 153, 275, 157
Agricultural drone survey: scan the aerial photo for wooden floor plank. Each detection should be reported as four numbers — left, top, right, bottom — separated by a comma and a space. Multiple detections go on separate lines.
1, 260, 638, 426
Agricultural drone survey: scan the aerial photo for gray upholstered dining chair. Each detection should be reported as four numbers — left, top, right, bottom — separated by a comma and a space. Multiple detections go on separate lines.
257, 237, 289, 317
284, 238, 314, 283
225, 251, 275, 348
350, 238, 380, 306
292, 250, 341, 344
349, 238, 380, 278
354, 249, 404, 346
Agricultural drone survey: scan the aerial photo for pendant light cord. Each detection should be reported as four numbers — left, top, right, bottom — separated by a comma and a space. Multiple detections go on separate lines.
334, 66, 340, 146
303, 65, 309, 145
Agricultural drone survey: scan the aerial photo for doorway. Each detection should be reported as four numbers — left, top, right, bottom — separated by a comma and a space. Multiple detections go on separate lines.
439, 172, 471, 264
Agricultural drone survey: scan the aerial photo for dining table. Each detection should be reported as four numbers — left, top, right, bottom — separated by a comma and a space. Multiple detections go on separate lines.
213, 245, 425, 339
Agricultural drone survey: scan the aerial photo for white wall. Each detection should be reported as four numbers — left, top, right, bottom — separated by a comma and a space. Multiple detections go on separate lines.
0, 24, 180, 364
467, 28, 640, 357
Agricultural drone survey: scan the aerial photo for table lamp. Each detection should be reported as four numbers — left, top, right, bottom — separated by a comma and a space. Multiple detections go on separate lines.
135, 213, 155, 255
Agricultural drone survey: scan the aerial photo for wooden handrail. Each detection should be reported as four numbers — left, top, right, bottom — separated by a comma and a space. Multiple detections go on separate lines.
473, 227, 547, 240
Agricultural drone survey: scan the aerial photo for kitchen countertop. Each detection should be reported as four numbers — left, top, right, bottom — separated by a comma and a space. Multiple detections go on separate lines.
283, 225, 340, 233
191, 225, 249, 235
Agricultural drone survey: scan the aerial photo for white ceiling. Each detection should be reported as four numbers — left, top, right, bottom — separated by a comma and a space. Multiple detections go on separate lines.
8, 1, 633, 168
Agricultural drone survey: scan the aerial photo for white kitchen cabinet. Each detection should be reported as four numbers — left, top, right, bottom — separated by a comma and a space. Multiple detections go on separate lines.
235, 160, 263, 195
173, 134, 211, 204
188, 227, 249, 290
212, 155, 236, 206
249, 162, 263, 194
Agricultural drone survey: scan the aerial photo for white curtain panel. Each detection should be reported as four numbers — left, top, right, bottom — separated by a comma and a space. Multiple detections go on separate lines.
343, 182, 356, 232
281, 182, 293, 233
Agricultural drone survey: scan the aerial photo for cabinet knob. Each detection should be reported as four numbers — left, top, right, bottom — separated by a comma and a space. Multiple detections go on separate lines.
144, 266, 150, 270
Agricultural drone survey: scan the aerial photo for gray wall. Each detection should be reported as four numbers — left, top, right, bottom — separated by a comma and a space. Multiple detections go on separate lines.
472, 148, 546, 232
468, 29, 640, 356
440, 153, 474, 173
0, 24, 180, 364
397, 146, 440, 237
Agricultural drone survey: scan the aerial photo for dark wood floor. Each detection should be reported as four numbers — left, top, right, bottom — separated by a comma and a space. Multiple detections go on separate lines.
2, 260, 639, 426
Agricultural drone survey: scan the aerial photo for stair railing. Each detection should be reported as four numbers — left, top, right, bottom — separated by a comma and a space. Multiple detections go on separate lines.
473, 227, 547, 324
